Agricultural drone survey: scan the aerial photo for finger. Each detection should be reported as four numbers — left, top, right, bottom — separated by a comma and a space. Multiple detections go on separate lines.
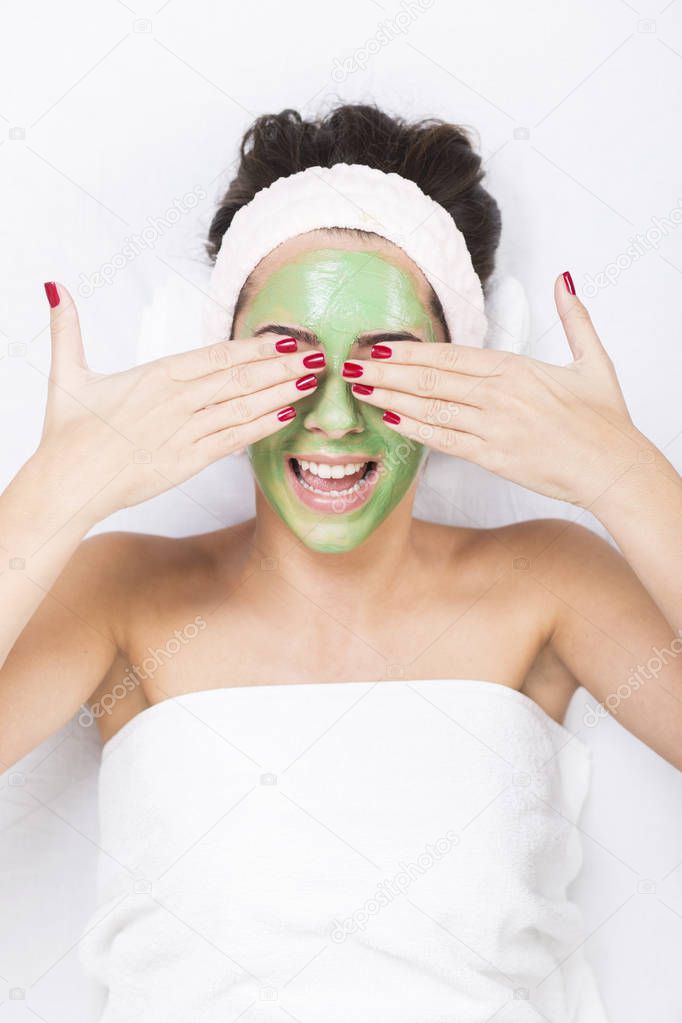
44, 282, 88, 379
554, 272, 612, 367
194, 404, 298, 466
350, 383, 486, 438
365, 339, 514, 377
169, 334, 302, 382
379, 406, 487, 463
343, 360, 486, 406
189, 351, 325, 410
190, 374, 319, 441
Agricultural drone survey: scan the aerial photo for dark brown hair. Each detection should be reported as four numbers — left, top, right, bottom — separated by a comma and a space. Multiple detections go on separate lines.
206, 104, 501, 336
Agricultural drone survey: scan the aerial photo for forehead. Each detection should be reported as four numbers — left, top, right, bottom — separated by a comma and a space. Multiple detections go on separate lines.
238, 229, 437, 329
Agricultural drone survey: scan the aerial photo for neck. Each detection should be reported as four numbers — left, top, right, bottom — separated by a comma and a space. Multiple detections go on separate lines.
249, 482, 420, 614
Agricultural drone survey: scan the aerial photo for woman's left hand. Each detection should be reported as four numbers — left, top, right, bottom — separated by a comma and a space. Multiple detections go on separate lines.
346, 273, 652, 506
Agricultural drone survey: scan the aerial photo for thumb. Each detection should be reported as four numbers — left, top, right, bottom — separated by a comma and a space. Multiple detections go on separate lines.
554, 271, 612, 369
44, 281, 88, 379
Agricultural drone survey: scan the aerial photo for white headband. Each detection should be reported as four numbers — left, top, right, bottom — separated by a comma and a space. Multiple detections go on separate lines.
202, 163, 489, 348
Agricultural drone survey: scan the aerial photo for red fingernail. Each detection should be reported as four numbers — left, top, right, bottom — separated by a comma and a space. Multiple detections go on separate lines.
276, 337, 297, 352
277, 406, 296, 422
303, 351, 325, 368
44, 282, 60, 308
562, 271, 576, 296
342, 361, 363, 378
296, 373, 318, 391
352, 383, 374, 395
383, 410, 401, 425
371, 344, 392, 359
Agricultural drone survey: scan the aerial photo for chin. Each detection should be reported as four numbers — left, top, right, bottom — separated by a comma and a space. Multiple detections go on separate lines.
288, 521, 377, 555
258, 477, 420, 555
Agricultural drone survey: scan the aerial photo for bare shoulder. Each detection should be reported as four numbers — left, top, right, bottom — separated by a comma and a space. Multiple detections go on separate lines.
60, 530, 187, 605
85, 519, 247, 575
417, 515, 617, 589
63, 521, 251, 622
51, 530, 147, 617
420, 514, 626, 648
490, 517, 626, 590
417, 515, 611, 570
487, 516, 609, 558
460, 516, 619, 579
414, 518, 588, 717
75, 528, 211, 573
478, 518, 635, 625
413, 516, 584, 636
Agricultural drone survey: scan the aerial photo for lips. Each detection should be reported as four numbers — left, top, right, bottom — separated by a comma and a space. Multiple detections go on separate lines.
285, 456, 380, 513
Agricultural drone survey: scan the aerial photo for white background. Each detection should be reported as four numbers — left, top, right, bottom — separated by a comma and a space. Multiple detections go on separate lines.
1, 0, 681, 1019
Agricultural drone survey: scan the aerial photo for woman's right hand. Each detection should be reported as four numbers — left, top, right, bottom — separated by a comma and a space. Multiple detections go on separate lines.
38, 282, 323, 524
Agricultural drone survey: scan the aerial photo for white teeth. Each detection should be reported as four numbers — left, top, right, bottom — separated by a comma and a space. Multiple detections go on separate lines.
296, 459, 368, 479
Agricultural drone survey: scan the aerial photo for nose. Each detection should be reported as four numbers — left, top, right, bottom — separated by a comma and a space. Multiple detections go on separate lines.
301, 359, 364, 439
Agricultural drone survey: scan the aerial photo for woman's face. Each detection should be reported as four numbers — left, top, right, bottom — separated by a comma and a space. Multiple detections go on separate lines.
234, 235, 444, 553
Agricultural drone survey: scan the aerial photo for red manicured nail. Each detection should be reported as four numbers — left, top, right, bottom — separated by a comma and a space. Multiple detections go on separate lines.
352, 383, 374, 395
44, 282, 60, 308
371, 344, 392, 359
342, 361, 363, 378
383, 410, 401, 425
562, 271, 576, 296
296, 373, 318, 391
275, 337, 297, 352
303, 351, 325, 368
277, 405, 296, 422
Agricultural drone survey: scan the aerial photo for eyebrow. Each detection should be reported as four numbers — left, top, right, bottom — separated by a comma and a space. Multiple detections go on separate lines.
252, 323, 423, 346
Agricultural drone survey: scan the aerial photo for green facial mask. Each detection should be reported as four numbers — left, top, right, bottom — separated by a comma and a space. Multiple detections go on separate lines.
240, 248, 440, 553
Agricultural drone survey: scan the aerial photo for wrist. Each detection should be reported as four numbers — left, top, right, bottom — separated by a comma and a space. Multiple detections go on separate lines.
20, 445, 107, 535
582, 426, 678, 522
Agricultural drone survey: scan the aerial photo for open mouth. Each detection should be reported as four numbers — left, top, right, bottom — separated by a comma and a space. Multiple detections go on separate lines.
285, 456, 380, 513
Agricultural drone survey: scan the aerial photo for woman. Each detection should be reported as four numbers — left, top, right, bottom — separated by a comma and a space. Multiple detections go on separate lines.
1, 104, 680, 1020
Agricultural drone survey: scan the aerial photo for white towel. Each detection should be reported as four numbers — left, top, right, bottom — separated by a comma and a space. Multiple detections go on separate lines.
79, 679, 608, 1021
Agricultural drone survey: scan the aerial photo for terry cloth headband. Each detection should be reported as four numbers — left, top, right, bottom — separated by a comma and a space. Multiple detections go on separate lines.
202, 162, 489, 348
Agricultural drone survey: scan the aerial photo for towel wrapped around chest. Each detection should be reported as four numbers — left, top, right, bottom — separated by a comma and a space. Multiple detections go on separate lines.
79, 679, 608, 1022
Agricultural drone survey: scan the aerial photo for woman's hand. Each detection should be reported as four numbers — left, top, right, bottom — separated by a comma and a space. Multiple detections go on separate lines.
346, 273, 653, 507
37, 283, 324, 524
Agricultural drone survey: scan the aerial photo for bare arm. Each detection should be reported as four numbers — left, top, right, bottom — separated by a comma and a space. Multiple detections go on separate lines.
0, 522, 121, 769
541, 291, 682, 768
589, 441, 682, 646
0, 281, 323, 768
348, 272, 682, 766
538, 518, 682, 769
